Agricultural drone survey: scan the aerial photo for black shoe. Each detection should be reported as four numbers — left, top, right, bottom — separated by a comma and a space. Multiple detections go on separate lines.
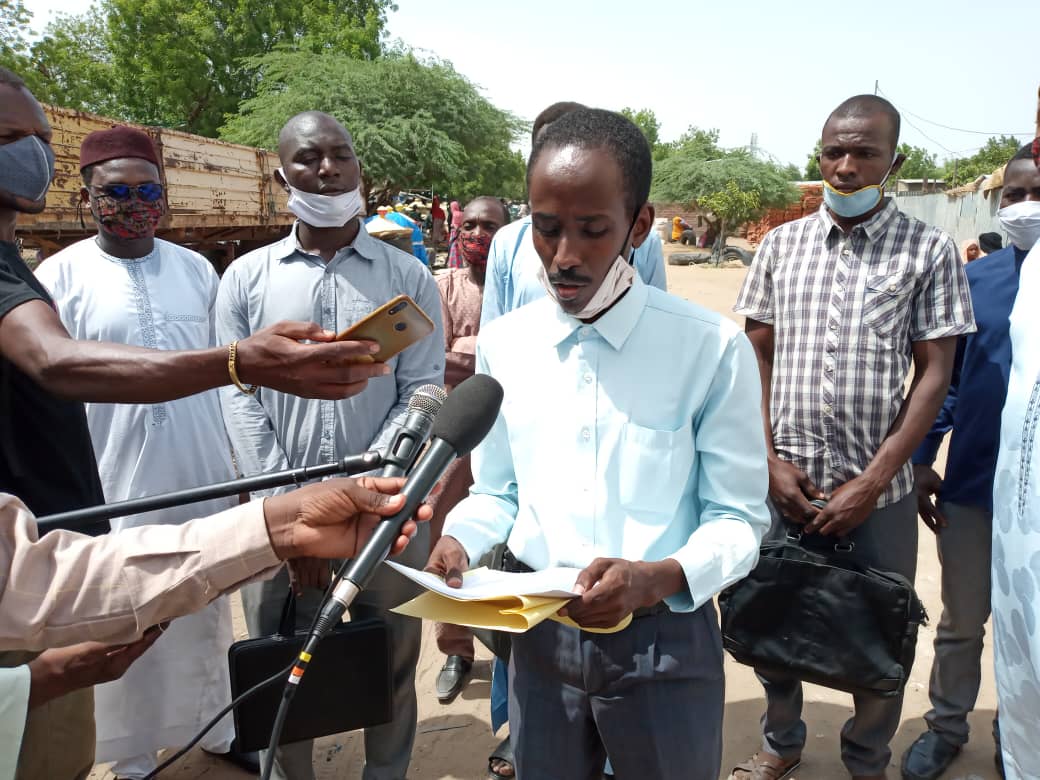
435, 654, 473, 703
204, 741, 261, 775
901, 730, 961, 780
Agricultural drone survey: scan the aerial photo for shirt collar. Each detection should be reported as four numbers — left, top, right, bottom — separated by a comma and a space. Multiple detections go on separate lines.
817, 197, 899, 244
544, 273, 649, 351
273, 220, 381, 263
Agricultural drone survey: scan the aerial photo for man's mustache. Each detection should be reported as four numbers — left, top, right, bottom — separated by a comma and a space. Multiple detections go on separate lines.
548, 268, 593, 285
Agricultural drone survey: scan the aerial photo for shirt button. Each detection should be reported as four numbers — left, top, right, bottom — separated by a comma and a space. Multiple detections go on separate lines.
841, 249, 851, 257
581, 427, 591, 441
583, 374, 593, 384
824, 365, 833, 374
828, 321, 838, 331
888, 284, 897, 292
823, 404, 833, 415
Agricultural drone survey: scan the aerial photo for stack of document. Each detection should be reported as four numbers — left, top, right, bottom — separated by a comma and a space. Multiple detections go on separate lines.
387, 562, 631, 634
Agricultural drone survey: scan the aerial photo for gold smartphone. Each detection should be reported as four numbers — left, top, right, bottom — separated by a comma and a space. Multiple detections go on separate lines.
335, 295, 435, 363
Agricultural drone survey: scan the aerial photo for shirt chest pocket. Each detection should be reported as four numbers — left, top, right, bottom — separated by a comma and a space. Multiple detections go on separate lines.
618, 421, 696, 518
863, 272, 915, 340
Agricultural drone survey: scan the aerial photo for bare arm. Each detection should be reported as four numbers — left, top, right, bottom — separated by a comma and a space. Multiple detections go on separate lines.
0, 299, 386, 403
813, 336, 958, 536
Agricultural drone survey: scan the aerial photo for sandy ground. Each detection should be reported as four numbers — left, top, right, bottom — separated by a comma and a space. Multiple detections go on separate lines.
90, 256, 1000, 780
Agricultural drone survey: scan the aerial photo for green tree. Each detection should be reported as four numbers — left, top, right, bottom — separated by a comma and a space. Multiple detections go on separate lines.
0, 0, 31, 62
22, 8, 120, 116
102, 0, 394, 135
804, 140, 822, 180
894, 143, 941, 180
221, 50, 525, 203
943, 135, 1023, 186
620, 107, 662, 154
652, 127, 799, 259
699, 181, 761, 257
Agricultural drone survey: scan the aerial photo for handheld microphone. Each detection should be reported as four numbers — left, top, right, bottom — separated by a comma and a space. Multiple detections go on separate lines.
379, 384, 446, 477
313, 374, 503, 635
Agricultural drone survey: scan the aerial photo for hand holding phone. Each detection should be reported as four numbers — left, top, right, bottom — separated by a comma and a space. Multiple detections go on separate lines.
335, 295, 435, 363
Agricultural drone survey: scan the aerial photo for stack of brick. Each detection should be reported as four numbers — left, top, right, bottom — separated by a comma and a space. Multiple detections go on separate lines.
745, 184, 823, 245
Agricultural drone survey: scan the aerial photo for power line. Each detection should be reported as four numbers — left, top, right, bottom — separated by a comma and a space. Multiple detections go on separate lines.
876, 84, 1033, 138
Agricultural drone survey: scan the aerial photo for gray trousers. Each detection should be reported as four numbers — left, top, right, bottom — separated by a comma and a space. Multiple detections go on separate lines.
508, 604, 725, 780
241, 523, 428, 780
923, 501, 992, 745
757, 493, 918, 776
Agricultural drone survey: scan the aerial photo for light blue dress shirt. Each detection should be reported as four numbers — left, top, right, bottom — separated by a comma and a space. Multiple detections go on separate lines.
479, 216, 667, 326
444, 275, 770, 612
216, 223, 444, 493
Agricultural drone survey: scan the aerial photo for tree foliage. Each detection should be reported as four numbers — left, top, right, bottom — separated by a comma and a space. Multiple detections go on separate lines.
102, 0, 393, 135
805, 140, 822, 180
221, 50, 526, 202
942, 135, 1023, 186
895, 143, 941, 180
620, 107, 665, 158
652, 126, 799, 245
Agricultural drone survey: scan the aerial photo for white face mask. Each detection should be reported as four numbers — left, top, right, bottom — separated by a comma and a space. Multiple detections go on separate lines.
278, 169, 364, 228
997, 200, 1040, 251
537, 255, 636, 320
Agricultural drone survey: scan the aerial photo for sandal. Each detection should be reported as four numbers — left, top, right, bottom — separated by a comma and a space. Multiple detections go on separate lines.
487, 735, 515, 779
729, 752, 801, 780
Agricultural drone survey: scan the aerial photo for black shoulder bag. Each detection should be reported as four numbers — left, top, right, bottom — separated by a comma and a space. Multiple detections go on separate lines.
718, 526, 927, 698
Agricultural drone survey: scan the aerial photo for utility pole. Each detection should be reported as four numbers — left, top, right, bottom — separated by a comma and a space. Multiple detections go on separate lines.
874, 79, 879, 96
1034, 81, 1039, 138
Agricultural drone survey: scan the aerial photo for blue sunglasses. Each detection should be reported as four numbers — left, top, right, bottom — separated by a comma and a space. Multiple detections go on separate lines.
94, 183, 165, 202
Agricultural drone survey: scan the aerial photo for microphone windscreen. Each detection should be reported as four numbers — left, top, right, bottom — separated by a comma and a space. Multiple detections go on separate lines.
431, 374, 504, 457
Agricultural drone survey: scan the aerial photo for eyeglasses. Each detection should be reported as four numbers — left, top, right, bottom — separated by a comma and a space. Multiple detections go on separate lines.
92, 183, 165, 202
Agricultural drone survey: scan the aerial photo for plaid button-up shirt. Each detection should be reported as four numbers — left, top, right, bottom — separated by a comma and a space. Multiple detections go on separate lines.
735, 200, 976, 507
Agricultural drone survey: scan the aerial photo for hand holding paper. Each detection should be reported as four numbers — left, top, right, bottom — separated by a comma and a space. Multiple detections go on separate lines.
388, 554, 632, 634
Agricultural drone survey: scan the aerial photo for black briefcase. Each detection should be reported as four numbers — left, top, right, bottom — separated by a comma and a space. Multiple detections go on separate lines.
227, 589, 393, 751
718, 528, 927, 698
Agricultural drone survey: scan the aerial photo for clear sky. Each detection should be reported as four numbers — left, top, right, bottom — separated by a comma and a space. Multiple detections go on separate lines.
27, 0, 1039, 170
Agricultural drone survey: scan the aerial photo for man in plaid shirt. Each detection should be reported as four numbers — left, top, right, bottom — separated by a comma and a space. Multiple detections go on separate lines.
729, 95, 975, 780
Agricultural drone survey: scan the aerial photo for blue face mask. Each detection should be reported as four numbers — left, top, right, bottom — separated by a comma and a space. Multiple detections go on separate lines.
0, 135, 55, 203
822, 155, 898, 219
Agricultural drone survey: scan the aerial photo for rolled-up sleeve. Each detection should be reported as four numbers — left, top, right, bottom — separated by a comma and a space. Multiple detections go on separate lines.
0, 495, 280, 651
910, 234, 976, 341
733, 231, 777, 324
665, 332, 770, 612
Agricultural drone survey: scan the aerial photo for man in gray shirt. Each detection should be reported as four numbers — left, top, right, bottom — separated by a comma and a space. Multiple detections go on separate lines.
216, 111, 444, 780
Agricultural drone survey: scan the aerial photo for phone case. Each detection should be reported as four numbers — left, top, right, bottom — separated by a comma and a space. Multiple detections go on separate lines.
335, 295, 435, 362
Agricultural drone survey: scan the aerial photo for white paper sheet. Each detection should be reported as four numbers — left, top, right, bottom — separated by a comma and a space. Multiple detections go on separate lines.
385, 561, 583, 601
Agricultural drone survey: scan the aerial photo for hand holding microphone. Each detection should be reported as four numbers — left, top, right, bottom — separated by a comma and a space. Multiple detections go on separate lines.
262, 476, 432, 562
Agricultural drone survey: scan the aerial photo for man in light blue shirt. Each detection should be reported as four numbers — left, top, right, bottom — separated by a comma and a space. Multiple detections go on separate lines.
480, 102, 666, 330
428, 108, 769, 780
217, 111, 443, 780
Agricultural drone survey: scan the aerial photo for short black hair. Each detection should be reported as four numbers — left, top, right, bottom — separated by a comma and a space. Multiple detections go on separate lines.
825, 94, 901, 150
531, 101, 586, 145
978, 232, 1002, 254
1009, 138, 1039, 164
0, 67, 26, 90
466, 195, 510, 225
528, 108, 652, 219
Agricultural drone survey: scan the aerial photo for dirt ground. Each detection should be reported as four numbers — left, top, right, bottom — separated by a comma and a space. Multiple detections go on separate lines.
89, 257, 1000, 780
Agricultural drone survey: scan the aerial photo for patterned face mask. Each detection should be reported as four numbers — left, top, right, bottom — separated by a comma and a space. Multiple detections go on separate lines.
90, 192, 165, 239
458, 230, 493, 268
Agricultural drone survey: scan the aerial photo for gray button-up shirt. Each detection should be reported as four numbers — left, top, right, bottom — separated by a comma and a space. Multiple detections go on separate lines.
216, 223, 444, 494
734, 200, 975, 507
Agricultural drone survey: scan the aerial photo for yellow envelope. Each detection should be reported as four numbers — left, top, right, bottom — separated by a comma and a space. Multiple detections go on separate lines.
391, 590, 632, 634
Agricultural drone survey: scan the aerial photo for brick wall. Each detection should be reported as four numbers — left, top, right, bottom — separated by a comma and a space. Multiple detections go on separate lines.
745, 184, 823, 245
652, 202, 708, 227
